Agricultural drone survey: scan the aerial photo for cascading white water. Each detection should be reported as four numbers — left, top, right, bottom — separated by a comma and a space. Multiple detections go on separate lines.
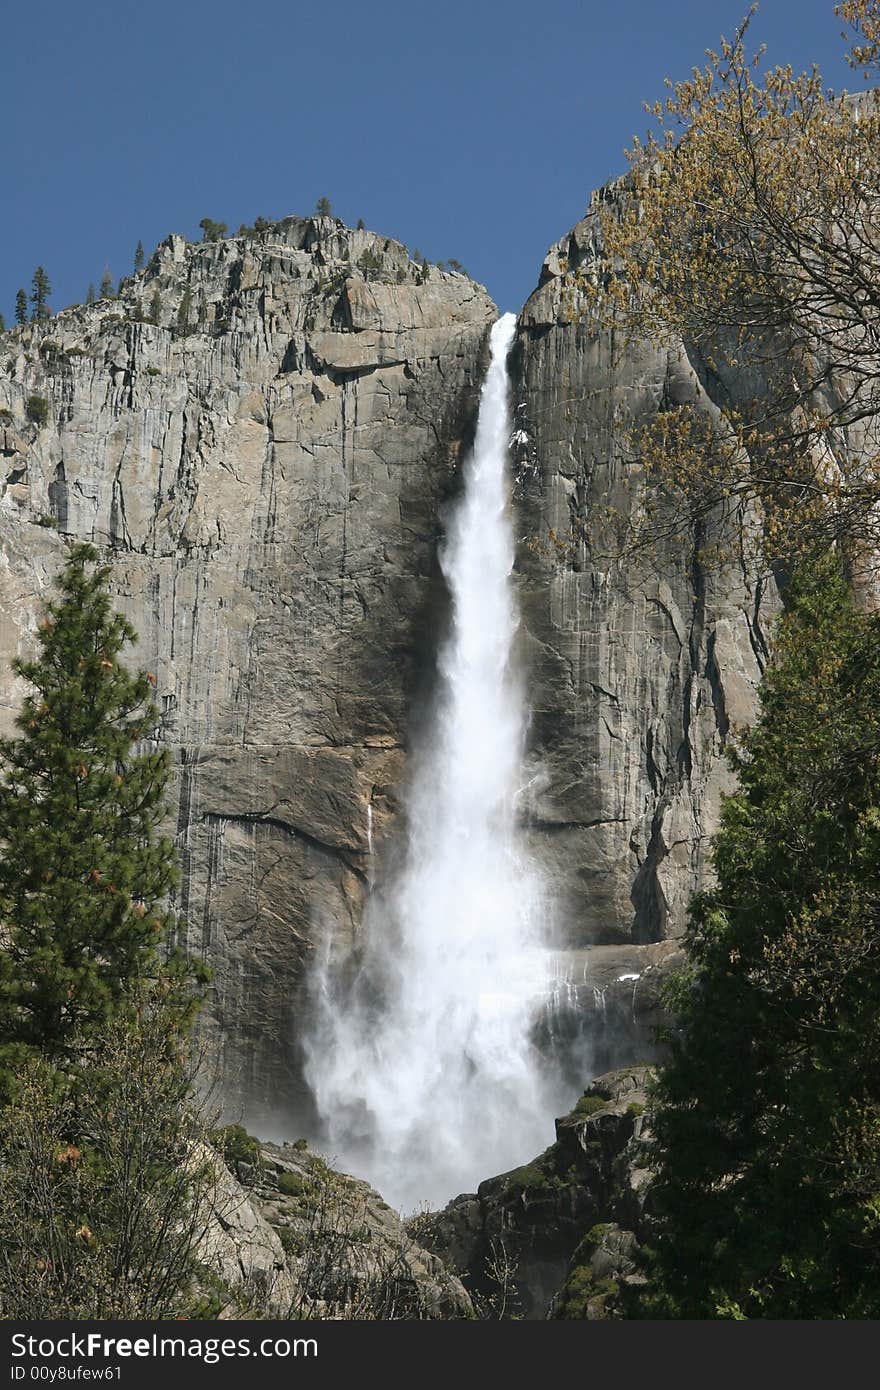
304, 313, 559, 1212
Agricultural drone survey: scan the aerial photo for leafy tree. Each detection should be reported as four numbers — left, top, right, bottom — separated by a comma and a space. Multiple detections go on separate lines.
198, 218, 227, 243
586, 1, 880, 580
14, 289, 27, 325
641, 555, 880, 1318
30, 266, 51, 322
134, 240, 145, 271
315, 196, 332, 217
839, 0, 880, 67
99, 269, 114, 299
0, 544, 205, 1101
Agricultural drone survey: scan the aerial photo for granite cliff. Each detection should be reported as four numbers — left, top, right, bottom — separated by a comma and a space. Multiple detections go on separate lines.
0, 198, 779, 1121
0, 217, 495, 1120
510, 187, 780, 1065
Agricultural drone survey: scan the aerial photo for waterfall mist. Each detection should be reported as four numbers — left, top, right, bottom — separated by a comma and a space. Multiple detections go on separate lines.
304, 313, 563, 1213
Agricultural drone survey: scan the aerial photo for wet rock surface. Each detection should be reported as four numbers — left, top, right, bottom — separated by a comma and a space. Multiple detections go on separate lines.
417, 1068, 653, 1319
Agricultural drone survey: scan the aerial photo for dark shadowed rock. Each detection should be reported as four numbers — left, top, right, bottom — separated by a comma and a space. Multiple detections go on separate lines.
416, 1068, 653, 1319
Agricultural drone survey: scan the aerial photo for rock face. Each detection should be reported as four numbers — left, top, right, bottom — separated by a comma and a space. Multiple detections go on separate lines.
0, 193, 790, 1125
0, 218, 496, 1119
199, 1139, 471, 1317
538, 942, 684, 1093
197, 1146, 296, 1311
417, 1068, 652, 1319
512, 188, 781, 1007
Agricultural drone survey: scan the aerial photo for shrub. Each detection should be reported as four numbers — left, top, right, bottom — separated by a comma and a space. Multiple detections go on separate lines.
0, 1007, 214, 1319
572, 1094, 608, 1118
278, 1170, 308, 1198
25, 395, 48, 427
209, 1124, 261, 1170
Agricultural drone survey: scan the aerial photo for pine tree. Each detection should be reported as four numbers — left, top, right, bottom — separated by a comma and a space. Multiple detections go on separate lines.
640, 556, 880, 1318
149, 289, 162, 326
176, 288, 192, 336
99, 269, 114, 300
134, 240, 145, 272
86, 283, 96, 305
30, 266, 51, 322
198, 218, 227, 243
0, 545, 205, 1101
315, 196, 332, 217
15, 289, 27, 325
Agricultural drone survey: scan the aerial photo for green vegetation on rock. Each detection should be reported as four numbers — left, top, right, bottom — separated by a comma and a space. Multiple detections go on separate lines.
572, 1094, 608, 1119
277, 1170, 309, 1198
210, 1124, 262, 1171
198, 218, 227, 243
24, 395, 48, 427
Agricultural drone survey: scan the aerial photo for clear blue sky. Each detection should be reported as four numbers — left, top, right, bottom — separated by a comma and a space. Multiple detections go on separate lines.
3, 1, 859, 323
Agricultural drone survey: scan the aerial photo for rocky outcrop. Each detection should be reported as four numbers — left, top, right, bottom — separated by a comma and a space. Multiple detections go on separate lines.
539, 942, 683, 1091
511, 189, 781, 1010
199, 1138, 472, 1318
416, 1068, 652, 1319
197, 1146, 296, 1311
0, 219, 496, 1120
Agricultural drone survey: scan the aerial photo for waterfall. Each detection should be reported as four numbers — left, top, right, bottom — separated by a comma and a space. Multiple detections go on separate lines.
304, 313, 559, 1213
